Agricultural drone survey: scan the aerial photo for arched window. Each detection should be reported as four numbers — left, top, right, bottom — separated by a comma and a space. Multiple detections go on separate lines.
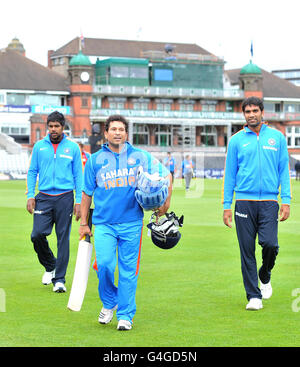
133, 124, 149, 145
155, 125, 171, 147
201, 125, 217, 146
36, 128, 41, 142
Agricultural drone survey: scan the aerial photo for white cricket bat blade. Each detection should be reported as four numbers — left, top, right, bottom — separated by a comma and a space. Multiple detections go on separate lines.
67, 239, 93, 311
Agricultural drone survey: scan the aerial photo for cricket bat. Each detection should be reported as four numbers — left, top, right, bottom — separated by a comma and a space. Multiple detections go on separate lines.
67, 209, 93, 312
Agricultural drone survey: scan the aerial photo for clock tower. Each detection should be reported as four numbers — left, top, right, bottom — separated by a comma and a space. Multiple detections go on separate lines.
68, 50, 94, 146
238, 61, 263, 99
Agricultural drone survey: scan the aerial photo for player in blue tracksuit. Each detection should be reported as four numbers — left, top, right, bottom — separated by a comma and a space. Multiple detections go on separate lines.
79, 114, 172, 331
222, 97, 291, 310
163, 152, 176, 183
26, 111, 83, 292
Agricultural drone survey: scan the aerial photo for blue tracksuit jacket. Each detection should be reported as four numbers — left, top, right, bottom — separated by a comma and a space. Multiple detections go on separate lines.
26, 134, 83, 203
222, 123, 291, 209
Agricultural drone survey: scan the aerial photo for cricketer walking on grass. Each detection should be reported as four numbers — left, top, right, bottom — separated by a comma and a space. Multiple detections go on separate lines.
222, 97, 291, 311
79, 114, 172, 331
26, 111, 83, 293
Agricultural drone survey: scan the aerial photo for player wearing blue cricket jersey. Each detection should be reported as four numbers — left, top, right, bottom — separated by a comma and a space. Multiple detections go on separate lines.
181, 154, 195, 191
222, 97, 291, 311
79, 115, 172, 331
26, 111, 83, 293
163, 152, 176, 183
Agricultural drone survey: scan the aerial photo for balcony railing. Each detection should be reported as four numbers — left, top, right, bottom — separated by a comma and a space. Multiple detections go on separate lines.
90, 108, 244, 121
93, 85, 244, 100
140, 50, 224, 64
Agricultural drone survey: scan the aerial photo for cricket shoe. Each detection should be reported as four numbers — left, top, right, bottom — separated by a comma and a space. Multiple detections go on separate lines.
260, 279, 272, 299
98, 305, 117, 324
53, 282, 66, 293
117, 320, 132, 331
42, 269, 55, 285
246, 298, 263, 311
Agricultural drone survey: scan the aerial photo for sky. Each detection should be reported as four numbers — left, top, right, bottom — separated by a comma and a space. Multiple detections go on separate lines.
1, 0, 300, 72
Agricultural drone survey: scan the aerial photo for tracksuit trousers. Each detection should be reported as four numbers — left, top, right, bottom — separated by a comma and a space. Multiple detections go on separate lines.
30, 191, 74, 284
93, 221, 143, 323
184, 172, 193, 190
234, 200, 279, 300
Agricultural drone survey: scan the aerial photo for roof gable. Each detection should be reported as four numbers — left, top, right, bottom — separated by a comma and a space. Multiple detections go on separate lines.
0, 49, 69, 92
51, 37, 215, 59
225, 67, 300, 99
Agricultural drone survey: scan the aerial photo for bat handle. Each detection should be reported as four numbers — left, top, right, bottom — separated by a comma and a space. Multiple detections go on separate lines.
84, 208, 93, 243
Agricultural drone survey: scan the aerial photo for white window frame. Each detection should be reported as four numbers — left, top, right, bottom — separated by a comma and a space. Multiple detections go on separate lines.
286, 126, 300, 147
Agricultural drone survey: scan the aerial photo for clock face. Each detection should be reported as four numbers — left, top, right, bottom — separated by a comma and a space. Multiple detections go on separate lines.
80, 71, 90, 82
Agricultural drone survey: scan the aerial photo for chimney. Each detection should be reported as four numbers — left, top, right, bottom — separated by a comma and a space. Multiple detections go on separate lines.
48, 50, 54, 68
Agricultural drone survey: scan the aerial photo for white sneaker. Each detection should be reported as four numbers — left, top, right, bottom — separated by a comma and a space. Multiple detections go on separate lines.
117, 320, 132, 331
98, 305, 117, 324
53, 282, 66, 293
260, 280, 272, 299
42, 269, 55, 285
246, 298, 263, 310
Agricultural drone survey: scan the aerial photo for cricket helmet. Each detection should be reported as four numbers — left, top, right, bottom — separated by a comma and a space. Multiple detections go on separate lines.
147, 212, 184, 250
135, 166, 169, 211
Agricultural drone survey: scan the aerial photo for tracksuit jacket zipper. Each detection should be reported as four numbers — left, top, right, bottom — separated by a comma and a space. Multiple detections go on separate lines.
257, 133, 262, 199
53, 144, 56, 188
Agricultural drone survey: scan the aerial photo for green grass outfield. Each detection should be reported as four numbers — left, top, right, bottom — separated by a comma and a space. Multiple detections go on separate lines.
0, 178, 300, 347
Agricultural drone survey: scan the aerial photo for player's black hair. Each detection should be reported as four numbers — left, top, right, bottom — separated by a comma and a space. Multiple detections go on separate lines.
242, 97, 264, 112
105, 115, 128, 132
47, 111, 65, 126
